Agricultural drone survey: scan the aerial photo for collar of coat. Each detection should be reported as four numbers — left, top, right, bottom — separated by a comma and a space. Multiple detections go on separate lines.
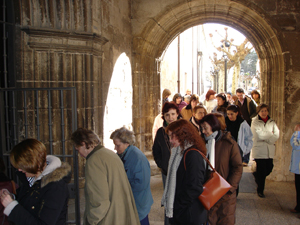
86, 144, 104, 160
41, 162, 71, 188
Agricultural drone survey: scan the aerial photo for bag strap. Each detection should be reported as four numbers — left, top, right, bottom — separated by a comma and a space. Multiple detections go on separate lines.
183, 148, 216, 172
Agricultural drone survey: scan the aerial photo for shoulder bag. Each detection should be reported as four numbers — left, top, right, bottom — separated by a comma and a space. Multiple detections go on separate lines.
184, 148, 232, 210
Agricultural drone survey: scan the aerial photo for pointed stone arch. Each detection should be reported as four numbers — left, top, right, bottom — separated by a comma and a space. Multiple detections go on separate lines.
132, 1, 286, 180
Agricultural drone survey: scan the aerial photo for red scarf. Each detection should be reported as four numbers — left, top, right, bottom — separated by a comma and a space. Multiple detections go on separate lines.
261, 116, 268, 123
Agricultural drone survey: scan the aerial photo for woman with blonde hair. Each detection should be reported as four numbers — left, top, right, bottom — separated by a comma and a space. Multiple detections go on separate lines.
0, 138, 71, 225
162, 89, 171, 105
162, 119, 207, 225
110, 127, 153, 225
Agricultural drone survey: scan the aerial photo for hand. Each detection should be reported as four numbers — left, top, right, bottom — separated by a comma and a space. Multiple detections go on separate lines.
0, 189, 14, 208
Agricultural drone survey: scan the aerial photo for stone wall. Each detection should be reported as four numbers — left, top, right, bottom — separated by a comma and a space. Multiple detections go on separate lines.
13, 0, 132, 182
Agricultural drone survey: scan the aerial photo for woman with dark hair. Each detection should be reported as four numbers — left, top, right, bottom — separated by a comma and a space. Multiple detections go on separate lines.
212, 112, 227, 132
152, 102, 181, 225
161, 119, 207, 225
172, 93, 187, 112
181, 94, 200, 121
251, 104, 279, 198
251, 90, 260, 105
200, 114, 242, 225
212, 93, 229, 117
204, 90, 217, 113
0, 139, 71, 225
226, 105, 253, 167
152, 89, 172, 141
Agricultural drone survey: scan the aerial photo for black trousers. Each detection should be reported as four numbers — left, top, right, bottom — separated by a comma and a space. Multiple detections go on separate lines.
253, 158, 273, 194
295, 174, 300, 211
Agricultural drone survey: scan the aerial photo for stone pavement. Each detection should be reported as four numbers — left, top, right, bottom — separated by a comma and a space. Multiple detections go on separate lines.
68, 163, 300, 225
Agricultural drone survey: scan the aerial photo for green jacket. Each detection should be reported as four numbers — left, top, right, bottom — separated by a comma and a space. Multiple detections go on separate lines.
84, 145, 140, 225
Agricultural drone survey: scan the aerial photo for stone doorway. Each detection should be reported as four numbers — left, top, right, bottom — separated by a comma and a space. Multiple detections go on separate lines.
103, 53, 133, 151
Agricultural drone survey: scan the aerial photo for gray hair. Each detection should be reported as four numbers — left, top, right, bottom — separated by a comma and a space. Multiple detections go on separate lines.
110, 127, 135, 145
184, 95, 191, 102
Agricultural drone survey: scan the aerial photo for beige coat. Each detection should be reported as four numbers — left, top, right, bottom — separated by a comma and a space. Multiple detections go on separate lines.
181, 106, 193, 121
84, 145, 140, 225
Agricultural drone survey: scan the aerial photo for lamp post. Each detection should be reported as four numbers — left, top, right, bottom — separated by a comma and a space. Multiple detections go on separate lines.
197, 51, 203, 95
221, 41, 230, 93
210, 66, 219, 93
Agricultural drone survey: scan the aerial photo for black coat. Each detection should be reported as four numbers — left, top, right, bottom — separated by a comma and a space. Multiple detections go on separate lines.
152, 126, 171, 175
172, 148, 207, 225
8, 162, 71, 225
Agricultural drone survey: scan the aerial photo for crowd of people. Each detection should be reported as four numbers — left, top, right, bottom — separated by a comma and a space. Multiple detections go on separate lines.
152, 87, 282, 225
0, 87, 298, 225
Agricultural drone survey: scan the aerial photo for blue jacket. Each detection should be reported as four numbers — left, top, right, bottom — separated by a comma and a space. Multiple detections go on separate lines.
121, 145, 153, 220
290, 131, 300, 174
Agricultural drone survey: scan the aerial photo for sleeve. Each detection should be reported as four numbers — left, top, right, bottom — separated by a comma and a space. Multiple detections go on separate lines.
152, 115, 163, 142
152, 129, 163, 169
226, 142, 243, 192
251, 120, 274, 141
174, 150, 205, 223
249, 100, 257, 119
9, 181, 68, 225
85, 156, 110, 224
290, 131, 300, 148
266, 122, 280, 145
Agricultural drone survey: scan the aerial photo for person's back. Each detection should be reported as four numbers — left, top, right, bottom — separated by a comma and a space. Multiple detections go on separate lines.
84, 145, 140, 225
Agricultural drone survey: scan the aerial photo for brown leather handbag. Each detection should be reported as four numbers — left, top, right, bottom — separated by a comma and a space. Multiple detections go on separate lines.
184, 148, 232, 210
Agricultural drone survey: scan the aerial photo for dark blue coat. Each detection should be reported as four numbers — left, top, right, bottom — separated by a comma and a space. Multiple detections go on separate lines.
8, 162, 71, 225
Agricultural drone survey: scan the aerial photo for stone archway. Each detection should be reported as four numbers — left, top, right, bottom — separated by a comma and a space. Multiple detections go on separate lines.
132, 1, 286, 180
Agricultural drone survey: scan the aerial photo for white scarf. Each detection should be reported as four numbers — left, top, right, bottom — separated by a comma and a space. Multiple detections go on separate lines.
205, 131, 218, 169
161, 142, 192, 218
31, 155, 62, 186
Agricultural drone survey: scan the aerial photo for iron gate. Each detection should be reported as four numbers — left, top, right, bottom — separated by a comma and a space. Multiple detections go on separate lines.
0, 87, 80, 224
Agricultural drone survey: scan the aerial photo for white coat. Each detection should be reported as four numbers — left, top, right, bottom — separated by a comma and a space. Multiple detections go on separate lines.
251, 115, 280, 159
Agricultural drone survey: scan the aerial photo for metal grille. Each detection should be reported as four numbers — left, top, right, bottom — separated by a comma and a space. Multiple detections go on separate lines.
0, 87, 80, 225
0, 0, 16, 89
